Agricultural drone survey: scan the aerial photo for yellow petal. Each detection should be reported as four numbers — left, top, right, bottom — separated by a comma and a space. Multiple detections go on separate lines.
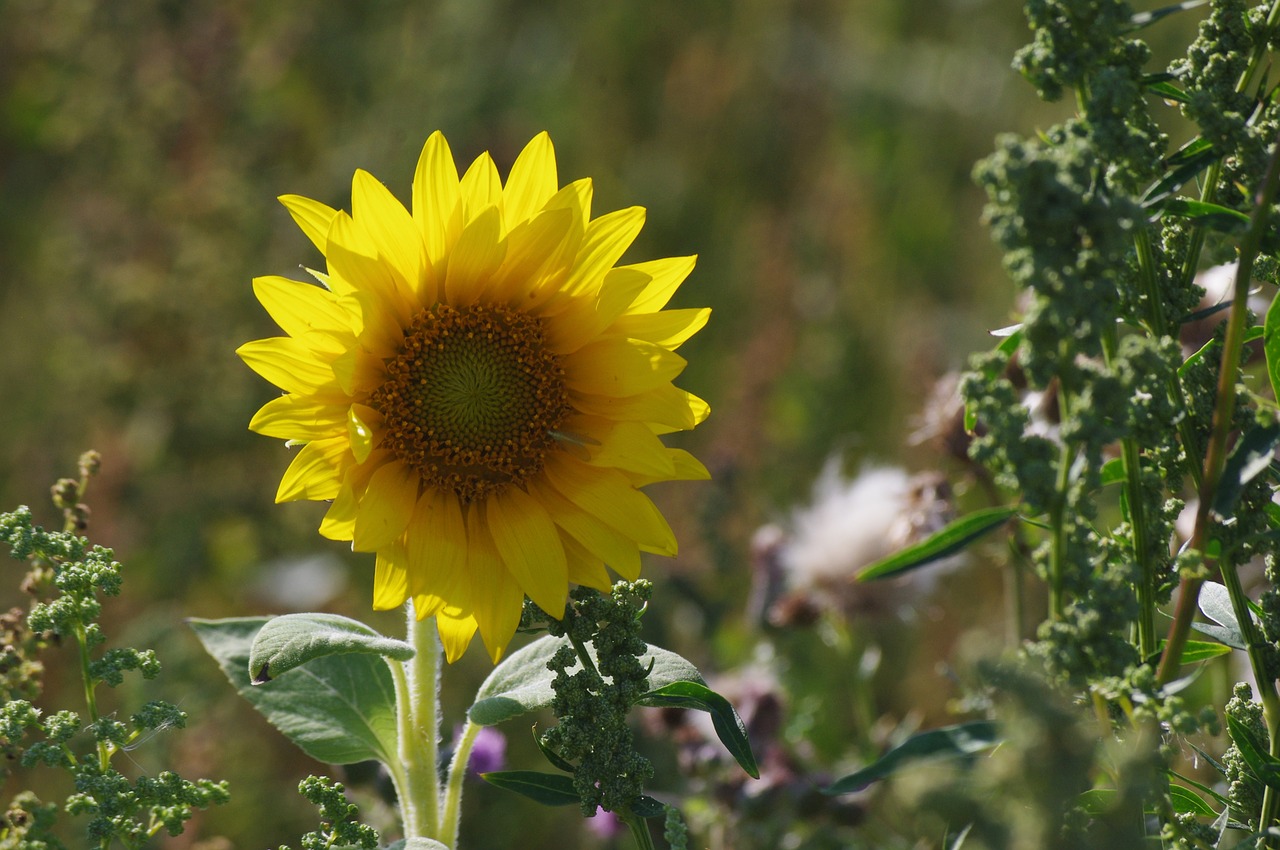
544, 266, 651, 355
624, 448, 712, 487
486, 487, 568, 617
351, 169, 428, 301
275, 436, 351, 503
486, 208, 573, 305
326, 212, 415, 329
460, 151, 504, 224
435, 610, 479, 663
503, 132, 558, 226
605, 307, 710, 350
563, 337, 687, 396
570, 385, 709, 431
320, 449, 390, 540
279, 194, 340, 257
467, 508, 526, 663
582, 418, 676, 479
238, 337, 337, 395
443, 205, 506, 306
347, 404, 382, 463
560, 534, 613, 593
623, 256, 697, 314
352, 460, 420, 552
413, 132, 463, 269
252, 276, 359, 339
373, 543, 410, 610
332, 344, 388, 396
406, 489, 470, 618
529, 478, 642, 580
559, 206, 646, 299
543, 454, 677, 556
249, 395, 347, 440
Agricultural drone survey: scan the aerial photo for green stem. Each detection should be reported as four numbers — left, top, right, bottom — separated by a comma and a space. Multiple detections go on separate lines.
73, 623, 110, 772
1102, 328, 1158, 659
1049, 377, 1074, 622
396, 606, 443, 841
623, 813, 658, 850
440, 719, 482, 848
1158, 126, 1280, 686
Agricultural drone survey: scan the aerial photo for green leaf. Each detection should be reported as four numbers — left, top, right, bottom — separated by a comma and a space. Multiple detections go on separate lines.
1077, 787, 1116, 815
190, 616, 399, 766
1226, 714, 1280, 790
966, 331, 1022, 432
1170, 640, 1233, 663
1158, 198, 1251, 230
481, 770, 581, 806
1213, 423, 1280, 518
1265, 292, 1280, 406
638, 680, 759, 779
247, 612, 414, 684
1198, 581, 1248, 651
1170, 769, 1231, 807
824, 721, 1000, 794
857, 507, 1017, 582
1144, 79, 1190, 103
630, 795, 667, 819
1129, 0, 1208, 29
1169, 783, 1218, 817
1143, 140, 1217, 205
1100, 458, 1126, 487
469, 635, 702, 727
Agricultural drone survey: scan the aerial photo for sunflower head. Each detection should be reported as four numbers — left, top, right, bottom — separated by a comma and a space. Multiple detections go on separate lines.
239, 132, 710, 663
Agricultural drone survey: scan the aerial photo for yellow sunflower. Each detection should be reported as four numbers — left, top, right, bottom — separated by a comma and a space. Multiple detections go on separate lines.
239, 132, 710, 663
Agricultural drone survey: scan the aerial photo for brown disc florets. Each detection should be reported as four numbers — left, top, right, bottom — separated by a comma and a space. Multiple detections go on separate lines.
370, 304, 571, 503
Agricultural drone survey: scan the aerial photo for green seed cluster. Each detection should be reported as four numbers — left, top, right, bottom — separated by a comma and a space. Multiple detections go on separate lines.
276, 776, 378, 850
539, 582, 656, 818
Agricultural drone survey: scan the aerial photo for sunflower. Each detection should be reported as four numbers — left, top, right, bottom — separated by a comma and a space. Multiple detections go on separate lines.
239, 132, 710, 662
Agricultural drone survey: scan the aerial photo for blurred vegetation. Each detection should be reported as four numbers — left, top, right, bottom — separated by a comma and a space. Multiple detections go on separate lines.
0, 1, 1205, 847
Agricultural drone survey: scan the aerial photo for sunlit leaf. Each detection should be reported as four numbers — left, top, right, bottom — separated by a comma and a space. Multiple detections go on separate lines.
639, 680, 759, 778
857, 507, 1017, 581
247, 612, 413, 683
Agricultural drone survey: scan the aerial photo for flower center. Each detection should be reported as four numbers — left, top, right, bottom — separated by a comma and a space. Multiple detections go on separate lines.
371, 304, 571, 503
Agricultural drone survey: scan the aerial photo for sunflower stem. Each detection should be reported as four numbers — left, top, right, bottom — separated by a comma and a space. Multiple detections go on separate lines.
397, 604, 443, 841
440, 718, 482, 848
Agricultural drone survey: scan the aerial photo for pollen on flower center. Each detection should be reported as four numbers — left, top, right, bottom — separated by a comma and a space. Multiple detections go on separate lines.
371, 304, 571, 503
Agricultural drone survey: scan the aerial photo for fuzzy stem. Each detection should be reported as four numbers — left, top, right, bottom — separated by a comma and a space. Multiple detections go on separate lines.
394, 606, 443, 841
440, 719, 482, 848
1048, 377, 1074, 622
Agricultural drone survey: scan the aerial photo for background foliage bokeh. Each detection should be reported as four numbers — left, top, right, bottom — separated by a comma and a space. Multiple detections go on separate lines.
0, 1, 1204, 847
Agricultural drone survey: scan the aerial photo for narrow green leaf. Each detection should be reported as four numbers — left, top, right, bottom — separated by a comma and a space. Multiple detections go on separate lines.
248, 612, 413, 684
533, 725, 577, 774
1145, 80, 1190, 103
1158, 198, 1251, 230
1169, 783, 1218, 817
639, 681, 759, 779
824, 721, 1000, 795
190, 617, 399, 766
857, 507, 1017, 582
1212, 423, 1280, 518
1170, 769, 1231, 807
1144, 142, 1217, 204
1226, 714, 1280, 790
1265, 291, 1280, 405
1129, 0, 1208, 29
481, 770, 582, 806
1171, 640, 1233, 663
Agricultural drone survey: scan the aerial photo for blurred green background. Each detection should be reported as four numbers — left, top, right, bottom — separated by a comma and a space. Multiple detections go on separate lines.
0, 1, 1202, 847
